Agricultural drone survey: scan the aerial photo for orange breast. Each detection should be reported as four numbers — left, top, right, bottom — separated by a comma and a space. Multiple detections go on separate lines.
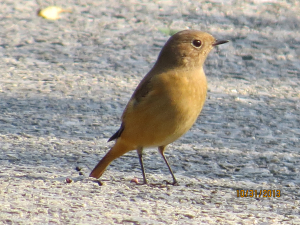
121, 68, 207, 148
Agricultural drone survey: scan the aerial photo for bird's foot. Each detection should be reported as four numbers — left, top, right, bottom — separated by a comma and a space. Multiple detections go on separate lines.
130, 178, 179, 187
133, 181, 168, 188
148, 183, 168, 188
163, 180, 179, 186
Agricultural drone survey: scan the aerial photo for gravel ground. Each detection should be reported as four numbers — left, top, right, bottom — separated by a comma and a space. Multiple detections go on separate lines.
0, 0, 300, 224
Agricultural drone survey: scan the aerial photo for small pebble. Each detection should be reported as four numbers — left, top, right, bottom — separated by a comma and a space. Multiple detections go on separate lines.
75, 166, 82, 171
130, 177, 139, 184
97, 180, 104, 186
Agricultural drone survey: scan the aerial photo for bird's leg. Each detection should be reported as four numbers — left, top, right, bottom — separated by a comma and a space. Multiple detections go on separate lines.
137, 147, 148, 185
158, 146, 179, 186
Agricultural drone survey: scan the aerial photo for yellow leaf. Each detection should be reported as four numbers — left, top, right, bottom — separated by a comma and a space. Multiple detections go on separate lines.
38, 6, 71, 20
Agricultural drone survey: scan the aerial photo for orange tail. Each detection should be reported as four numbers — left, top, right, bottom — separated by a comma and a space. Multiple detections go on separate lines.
89, 139, 133, 179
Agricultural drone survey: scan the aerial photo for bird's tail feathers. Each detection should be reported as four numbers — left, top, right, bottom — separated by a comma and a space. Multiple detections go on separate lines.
89, 139, 132, 179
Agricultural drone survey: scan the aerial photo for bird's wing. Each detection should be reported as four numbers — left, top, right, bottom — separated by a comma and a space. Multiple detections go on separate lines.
131, 75, 154, 104
108, 123, 124, 142
108, 72, 155, 142
121, 72, 156, 117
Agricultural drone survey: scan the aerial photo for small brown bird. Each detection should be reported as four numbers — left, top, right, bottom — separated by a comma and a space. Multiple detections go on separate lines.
90, 30, 228, 185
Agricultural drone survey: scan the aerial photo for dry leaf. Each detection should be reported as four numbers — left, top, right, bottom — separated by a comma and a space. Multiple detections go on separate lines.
38, 6, 71, 20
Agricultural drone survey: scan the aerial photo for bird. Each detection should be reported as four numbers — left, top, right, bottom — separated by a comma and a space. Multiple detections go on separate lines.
90, 29, 228, 185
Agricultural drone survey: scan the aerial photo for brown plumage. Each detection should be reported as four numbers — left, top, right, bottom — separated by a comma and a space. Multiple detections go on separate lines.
90, 30, 228, 185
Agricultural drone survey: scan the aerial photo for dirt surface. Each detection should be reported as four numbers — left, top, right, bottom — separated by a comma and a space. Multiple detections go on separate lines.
0, 0, 300, 224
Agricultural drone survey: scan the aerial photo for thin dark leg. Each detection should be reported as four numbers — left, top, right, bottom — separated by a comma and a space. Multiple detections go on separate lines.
137, 147, 147, 184
158, 146, 178, 185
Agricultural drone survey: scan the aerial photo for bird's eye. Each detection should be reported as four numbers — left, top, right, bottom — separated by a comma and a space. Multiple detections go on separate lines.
192, 40, 202, 48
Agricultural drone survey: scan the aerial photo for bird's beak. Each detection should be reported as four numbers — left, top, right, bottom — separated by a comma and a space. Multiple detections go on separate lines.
213, 40, 229, 46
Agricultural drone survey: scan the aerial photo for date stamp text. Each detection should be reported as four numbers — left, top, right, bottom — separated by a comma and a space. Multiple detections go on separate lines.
237, 189, 281, 198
